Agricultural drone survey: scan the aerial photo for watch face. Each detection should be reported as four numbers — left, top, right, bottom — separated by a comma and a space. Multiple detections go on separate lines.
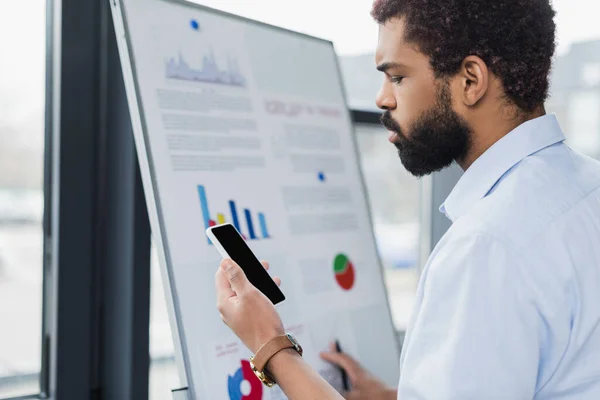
287, 333, 303, 356
286, 334, 297, 345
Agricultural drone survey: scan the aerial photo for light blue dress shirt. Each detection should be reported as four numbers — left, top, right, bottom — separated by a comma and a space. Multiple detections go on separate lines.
398, 115, 600, 399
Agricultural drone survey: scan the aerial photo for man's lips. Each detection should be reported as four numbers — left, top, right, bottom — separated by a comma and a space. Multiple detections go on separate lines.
388, 130, 400, 143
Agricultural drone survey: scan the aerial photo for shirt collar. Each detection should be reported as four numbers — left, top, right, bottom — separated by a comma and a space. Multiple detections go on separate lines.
440, 114, 566, 222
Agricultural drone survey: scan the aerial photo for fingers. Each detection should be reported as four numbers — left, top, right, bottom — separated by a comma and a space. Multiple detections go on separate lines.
261, 260, 282, 286
320, 348, 362, 385
215, 265, 235, 307
220, 259, 249, 294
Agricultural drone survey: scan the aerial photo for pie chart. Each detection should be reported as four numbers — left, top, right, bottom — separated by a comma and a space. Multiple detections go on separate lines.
227, 359, 263, 400
334, 254, 355, 291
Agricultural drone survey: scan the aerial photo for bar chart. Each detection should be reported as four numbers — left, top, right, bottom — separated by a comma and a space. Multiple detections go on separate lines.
197, 185, 270, 243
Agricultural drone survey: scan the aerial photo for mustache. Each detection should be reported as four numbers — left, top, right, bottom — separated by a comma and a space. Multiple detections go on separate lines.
380, 111, 402, 134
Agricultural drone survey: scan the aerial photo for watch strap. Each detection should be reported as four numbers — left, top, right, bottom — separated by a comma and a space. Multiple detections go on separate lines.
252, 334, 298, 373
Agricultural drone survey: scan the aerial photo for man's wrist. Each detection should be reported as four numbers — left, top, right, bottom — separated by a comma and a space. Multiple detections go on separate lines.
250, 328, 285, 354
264, 348, 302, 377
386, 388, 398, 400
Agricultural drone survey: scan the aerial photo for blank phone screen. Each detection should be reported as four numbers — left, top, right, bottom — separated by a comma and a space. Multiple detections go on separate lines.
211, 224, 285, 305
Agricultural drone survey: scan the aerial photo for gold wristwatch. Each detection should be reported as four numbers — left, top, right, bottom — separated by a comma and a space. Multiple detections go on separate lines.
249, 333, 303, 387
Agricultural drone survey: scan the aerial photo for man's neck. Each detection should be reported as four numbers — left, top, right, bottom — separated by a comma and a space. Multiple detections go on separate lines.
457, 106, 547, 171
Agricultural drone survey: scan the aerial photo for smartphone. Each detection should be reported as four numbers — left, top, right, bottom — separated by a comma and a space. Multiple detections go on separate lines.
206, 223, 285, 305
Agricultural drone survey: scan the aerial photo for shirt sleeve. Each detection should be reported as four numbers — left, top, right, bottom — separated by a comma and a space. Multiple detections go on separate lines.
398, 233, 542, 400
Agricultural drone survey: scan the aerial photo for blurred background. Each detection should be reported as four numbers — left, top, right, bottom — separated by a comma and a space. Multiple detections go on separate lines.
1, 0, 599, 398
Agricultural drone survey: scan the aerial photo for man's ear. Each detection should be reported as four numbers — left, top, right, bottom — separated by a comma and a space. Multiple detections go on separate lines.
457, 55, 489, 107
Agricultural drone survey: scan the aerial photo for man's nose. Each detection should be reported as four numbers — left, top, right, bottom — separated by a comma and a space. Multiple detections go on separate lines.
375, 80, 397, 111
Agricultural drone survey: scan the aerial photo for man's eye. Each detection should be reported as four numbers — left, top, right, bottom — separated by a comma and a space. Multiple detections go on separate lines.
390, 76, 404, 85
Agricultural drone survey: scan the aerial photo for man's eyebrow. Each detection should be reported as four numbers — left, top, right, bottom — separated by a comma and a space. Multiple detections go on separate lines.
376, 62, 406, 72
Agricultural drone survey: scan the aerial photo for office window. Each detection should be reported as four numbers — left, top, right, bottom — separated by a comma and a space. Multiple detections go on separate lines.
566, 91, 600, 159
581, 63, 600, 88
0, 1, 46, 398
547, 0, 600, 159
355, 123, 420, 330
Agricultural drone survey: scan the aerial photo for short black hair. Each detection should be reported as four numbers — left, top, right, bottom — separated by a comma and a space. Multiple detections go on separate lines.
372, 0, 556, 112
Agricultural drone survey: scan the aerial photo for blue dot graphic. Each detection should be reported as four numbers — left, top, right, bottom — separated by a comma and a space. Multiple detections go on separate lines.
318, 172, 326, 182
190, 19, 199, 31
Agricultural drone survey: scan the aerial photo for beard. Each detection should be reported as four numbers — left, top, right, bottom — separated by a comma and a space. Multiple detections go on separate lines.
380, 83, 472, 177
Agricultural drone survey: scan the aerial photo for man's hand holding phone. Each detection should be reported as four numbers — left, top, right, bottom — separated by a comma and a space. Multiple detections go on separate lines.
209, 223, 287, 352
215, 258, 284, 353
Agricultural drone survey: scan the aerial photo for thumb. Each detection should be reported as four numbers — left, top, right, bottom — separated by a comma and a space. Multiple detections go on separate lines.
220, 259, 249, 293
